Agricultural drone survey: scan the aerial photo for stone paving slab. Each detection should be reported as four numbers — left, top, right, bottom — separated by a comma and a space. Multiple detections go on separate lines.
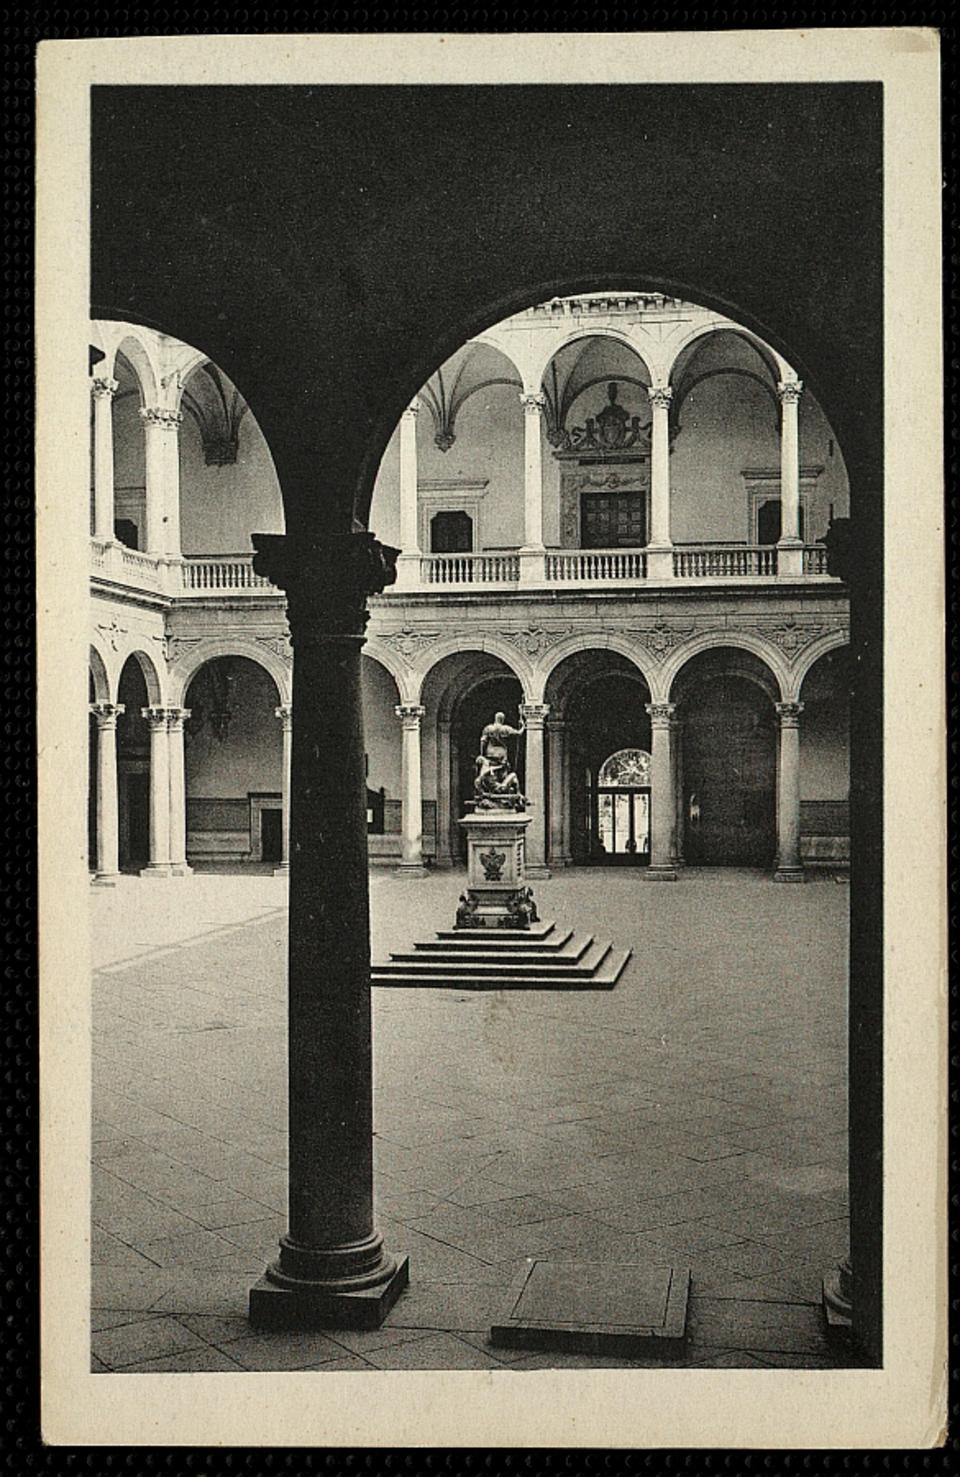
90, 867, 851, 1371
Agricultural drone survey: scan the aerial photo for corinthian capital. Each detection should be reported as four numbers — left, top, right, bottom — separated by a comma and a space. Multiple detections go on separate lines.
91, 376, 119, 401
775, 701, 804, 725
251, 532, 400, 641
395, 703, 426, 729
645, 701, 677, 726
139, 405, 184, 432
777, 379, 804, 406
519, 392, 546, 416
646, 384, 673, 412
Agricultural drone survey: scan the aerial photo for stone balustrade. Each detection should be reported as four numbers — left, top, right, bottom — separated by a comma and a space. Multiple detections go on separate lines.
91, 539, 839, 599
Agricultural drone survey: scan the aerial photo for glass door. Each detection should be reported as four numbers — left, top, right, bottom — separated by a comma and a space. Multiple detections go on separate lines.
591, 749, 652, 865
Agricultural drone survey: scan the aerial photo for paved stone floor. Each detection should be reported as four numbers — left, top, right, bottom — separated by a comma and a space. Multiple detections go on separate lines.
91, 865, 854, 1372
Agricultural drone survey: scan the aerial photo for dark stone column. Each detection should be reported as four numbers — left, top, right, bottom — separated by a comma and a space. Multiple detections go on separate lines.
248, 531, 408, 1329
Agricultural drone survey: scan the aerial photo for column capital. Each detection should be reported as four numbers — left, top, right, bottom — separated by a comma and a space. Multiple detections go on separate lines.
89, 701, 124, 727
165, 707, 191, 731
139, 405, 183, 431
775, 701, 804, 725
403, 397, 421, 418
519, 702, 550, 728
647, 383, 673, 411
91, 375, 119, 400
251, 532, 400, 640
777, 379, 804, 406
519, 391, 546, 416
141, 705, 172, 729
395, 703, 426, 728
275, 703, 293, 729
645, 701, 677, 726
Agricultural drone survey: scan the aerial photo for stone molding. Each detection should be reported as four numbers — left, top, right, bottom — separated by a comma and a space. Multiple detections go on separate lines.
395, 703, 426, 728
777, 379, 804, 405
645, 701, 678, 726
775, 701, 805, 725
251, 532, 399, 640
139, 406, 184, 431
647, 384, 673, 411
91, 375, 119, 400
89, 702, 124, 726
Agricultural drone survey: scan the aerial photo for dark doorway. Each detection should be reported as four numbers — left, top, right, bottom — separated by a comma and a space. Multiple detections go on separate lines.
117, 655, 151, 870
88, 709, 98, 870
566, 670, 651, 864
261, 807, 282, 865
682, 676, 776, 865
757, 498, 805, 545
431, 510, 473, 553
125, 772, 150, 866
114, 517, 139, 550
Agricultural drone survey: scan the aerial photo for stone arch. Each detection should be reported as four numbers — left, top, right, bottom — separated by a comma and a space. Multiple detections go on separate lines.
89, 641, 112, 704
120, 646, 164, 706
361, 639, 419, 705
533, 632, 659, 705
663, 320, 790, 387
533, 324, 657, 390
413, 634, 534, 704
663, 630, 790, 704
172, 639, 290, 708
792, 630, 851, 703
113, 330, 160, 406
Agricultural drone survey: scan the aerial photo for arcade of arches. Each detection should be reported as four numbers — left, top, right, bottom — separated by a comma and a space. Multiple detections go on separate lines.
89, 295, 849, 887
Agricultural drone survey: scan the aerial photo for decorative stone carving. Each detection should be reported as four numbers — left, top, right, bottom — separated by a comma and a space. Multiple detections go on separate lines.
629, 620, 696, 657
480, 847, 507, 881
505, 886, 539, 929
378, 627, 442, 661
519, 703, 550, 728
161, 634, 201, 665
256, 632, 293, 662
139, 406, 184, 432
775, 701, 804, 725
91, 375, 119, 400
95, 616, 127, 652
647, 384, 674, 412
777, 379, 804, 405
552, 382, 650, 458
395, 703, 426, 729
251, 532, 399, 640
89, 701, 124, 727
519, 391, 546, 416
645, 701, 677, 727
455, 892, 479, 928
499, 626, 571, 659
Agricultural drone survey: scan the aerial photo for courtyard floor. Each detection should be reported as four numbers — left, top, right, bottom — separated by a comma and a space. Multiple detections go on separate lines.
91, 865, 853, 1372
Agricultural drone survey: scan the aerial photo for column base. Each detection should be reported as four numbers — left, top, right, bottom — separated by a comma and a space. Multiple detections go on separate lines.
90, 872, 119, 888
139, 863, 174, 879
646, 865, 678, 882
169, 863, 193, 877
525, 864, 551, 880
773, 865, 805, 884
249, 1254, 409, 1331
273, 863, 290, 876
394, 861, 428, 878
821, 1258, 853, 1340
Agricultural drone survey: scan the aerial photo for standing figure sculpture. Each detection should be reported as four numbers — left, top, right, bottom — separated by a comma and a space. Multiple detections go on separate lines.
473, 710, 526, 811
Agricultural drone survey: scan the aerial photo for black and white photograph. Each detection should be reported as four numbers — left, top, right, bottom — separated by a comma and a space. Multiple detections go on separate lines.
36, 30, 944, 1448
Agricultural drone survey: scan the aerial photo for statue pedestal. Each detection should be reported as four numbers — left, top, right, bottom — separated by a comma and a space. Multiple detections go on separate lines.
457, 810, 535, 929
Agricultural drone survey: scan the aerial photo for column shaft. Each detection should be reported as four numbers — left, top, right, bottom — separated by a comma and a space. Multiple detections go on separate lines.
519, 392, 546, 583
777, 379, 804, 575
276, 705, 293, 873
90, 704, 123, 881
141, 708, 172, 875
774, 701, 805, 881
167, 710, 191, 874
646, 703, 678, 880
434, 719, 453, 867
395, 704, 427, 875
248, 530, 407, 1329
140, 407, 181, 556
520, 704, 550, 877
547, 720, 566, 867
91, 378, 118, 541
395, 400, 421, 588
646, 385, 674, 577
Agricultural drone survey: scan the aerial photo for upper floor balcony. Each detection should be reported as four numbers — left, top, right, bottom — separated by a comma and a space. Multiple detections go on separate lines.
90, 538, 837, 603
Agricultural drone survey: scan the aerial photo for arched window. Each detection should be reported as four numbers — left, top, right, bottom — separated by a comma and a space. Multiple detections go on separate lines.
597, 748, 651, 787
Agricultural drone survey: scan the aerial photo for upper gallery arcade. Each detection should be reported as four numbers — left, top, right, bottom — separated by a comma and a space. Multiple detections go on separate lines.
88, 291, 850, 885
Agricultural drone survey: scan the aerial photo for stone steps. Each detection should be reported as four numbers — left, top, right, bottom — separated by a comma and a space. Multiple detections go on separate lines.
372, 919, 631, 991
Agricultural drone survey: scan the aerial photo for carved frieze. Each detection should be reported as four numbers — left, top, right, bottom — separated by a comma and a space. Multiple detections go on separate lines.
626, 620, 696, 658
377, 626, 442, 661
256, 632, 293, 663
95, 616, 127, 652
498, 626, 572, 659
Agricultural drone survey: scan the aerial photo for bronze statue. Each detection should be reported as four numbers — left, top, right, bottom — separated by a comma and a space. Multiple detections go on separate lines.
473, 710, 526, 811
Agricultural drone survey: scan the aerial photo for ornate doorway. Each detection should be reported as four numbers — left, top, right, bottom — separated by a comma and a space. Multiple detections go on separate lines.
590, 748, 651, 865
